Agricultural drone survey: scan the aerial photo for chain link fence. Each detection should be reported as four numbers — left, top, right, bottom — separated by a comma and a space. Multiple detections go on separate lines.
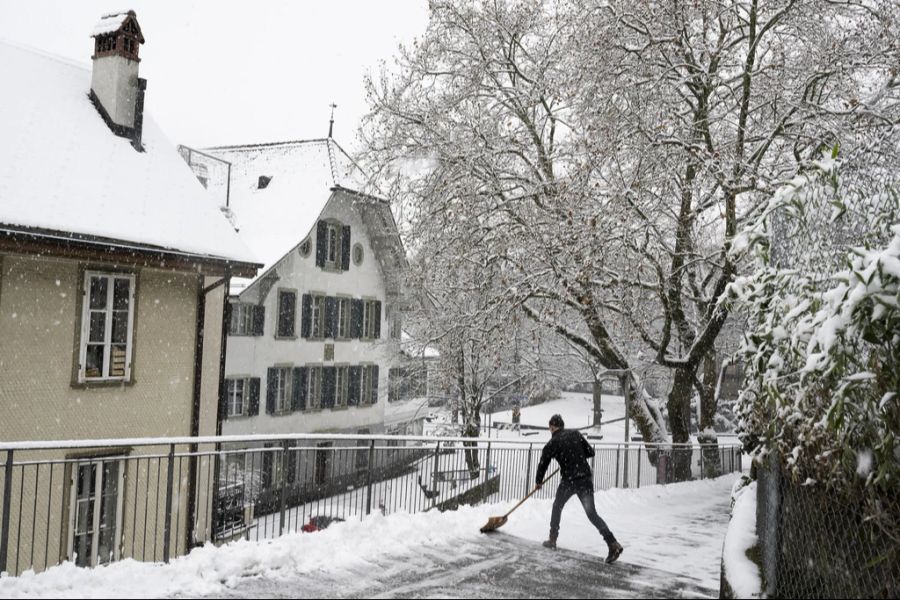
755, 453, 899, 599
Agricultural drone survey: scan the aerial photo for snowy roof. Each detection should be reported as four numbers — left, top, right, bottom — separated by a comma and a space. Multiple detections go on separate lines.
91, 11, 138, 38
196, 139, 369, 289
0, 41, 257, 267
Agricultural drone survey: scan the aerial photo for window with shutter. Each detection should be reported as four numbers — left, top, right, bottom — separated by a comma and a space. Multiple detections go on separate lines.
310, 295, 325, 338
267, 367, 292, 413
336, 297, 351, 339
335, 365, 349, 407
226, 378, 249, 418
306, 366, 322, 409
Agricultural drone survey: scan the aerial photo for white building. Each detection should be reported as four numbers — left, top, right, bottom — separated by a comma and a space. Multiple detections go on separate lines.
182, 139, 410, 444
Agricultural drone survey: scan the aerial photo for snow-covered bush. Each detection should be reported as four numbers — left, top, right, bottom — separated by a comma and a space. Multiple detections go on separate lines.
729, 148, 899, 538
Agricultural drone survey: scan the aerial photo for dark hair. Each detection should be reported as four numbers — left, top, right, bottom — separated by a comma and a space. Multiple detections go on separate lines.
549, 414, 564, 428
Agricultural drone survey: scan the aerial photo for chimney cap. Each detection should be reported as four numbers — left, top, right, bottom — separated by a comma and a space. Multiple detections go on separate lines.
92, 10, 144, 43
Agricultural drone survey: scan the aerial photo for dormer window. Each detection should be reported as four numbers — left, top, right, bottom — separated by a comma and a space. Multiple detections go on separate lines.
258, 175, 272, 189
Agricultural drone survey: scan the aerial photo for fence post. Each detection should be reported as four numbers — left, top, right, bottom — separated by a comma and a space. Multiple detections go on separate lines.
524, 443, 534, 498
279, 440, 289, 536
365, 439, 376, 516
482, 442, 492, 504
615, 445, 621, 489
622, 444, 630, 489
636, 446, 642, 488
163, 444, 176, 564
0, 449, 13, 575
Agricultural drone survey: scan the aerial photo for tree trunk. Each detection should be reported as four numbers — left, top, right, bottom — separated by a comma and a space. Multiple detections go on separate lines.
698, 352, 721, 478
668, 368, 694, 481
592, 379, 603, 428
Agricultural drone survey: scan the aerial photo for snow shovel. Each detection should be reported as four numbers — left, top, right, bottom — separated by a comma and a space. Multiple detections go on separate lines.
480, 468, 559, 533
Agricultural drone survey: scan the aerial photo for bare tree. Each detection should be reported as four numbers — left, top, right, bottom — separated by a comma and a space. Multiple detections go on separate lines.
361, 0, 897, 479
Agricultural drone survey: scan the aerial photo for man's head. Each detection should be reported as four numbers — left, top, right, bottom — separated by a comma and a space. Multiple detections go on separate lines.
549, 414, 564, 432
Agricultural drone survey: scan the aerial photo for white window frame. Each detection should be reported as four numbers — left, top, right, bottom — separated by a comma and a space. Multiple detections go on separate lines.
274, 367, 292, 413
335, 365, 349, 408
325, 222, 339, 268
361, 365, 375, 405
307, 366, 322, 409
336, 297, 351, 340
311, 294, 325, 339
226, 377, 249, 418
67, 457, 125, 568
78, 271, 136, 383
362, 300, 377, 340
230, 303, 254, 336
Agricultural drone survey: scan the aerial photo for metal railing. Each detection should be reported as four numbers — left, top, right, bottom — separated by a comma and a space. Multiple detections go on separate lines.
0, 434, 742, 576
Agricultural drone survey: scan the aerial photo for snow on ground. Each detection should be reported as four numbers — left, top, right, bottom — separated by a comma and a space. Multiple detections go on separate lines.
0, 474, 739, 598
485, 392, 740, 446
722, 480, 761, 598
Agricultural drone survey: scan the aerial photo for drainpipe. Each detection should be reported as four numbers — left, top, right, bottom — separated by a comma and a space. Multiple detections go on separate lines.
186, 270, 231, 551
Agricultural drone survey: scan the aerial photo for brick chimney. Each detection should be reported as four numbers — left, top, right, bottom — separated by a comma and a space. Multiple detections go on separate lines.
89, 10, 147, 151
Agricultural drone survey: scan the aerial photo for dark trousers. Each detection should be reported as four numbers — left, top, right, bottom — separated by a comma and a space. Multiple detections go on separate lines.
550, 476, 617, 545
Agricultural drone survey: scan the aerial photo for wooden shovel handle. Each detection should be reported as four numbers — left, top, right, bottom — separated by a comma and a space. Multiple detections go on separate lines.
503, 468, 559, 518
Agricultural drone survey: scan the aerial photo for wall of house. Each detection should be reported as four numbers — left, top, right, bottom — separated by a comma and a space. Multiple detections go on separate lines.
223, 193, 400, 436
0, 253, 212, 574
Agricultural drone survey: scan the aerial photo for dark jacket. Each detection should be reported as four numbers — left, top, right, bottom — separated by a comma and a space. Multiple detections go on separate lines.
536, 428, 595, 484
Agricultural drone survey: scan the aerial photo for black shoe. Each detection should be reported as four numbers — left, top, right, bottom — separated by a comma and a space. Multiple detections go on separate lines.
606, 542, 623, 564
542, 538, 557, 550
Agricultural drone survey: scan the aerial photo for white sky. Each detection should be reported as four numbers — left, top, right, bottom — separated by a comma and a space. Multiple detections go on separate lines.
0, 1, 429, 149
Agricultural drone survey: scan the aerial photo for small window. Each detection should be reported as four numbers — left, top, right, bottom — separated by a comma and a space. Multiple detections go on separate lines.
230, 303, 255, 335
336, 297, 351, 339
258, 175, 272, 189
311, 295, 325, 338
335, 366, 349, 408
79, 272, 135, 382
307, 366, 322, 409
352, 243, 364, 266
273, 367, 292, 413
325, 223, 339, 267
226, 378, 248, 417
360, 365, 376, 405
362, 300, 379, 340
299, 237, 312, 258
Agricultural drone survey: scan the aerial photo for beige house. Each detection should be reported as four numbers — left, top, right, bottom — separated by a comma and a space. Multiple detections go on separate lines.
0, 12, 259, 575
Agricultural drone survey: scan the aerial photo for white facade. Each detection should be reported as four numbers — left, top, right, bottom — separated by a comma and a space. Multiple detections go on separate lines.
185, 139, 409, 437
224, 191, 398, 435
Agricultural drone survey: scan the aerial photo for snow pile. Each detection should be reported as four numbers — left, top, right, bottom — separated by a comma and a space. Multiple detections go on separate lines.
722, 480, 761, 599
0, 475, 739, 598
